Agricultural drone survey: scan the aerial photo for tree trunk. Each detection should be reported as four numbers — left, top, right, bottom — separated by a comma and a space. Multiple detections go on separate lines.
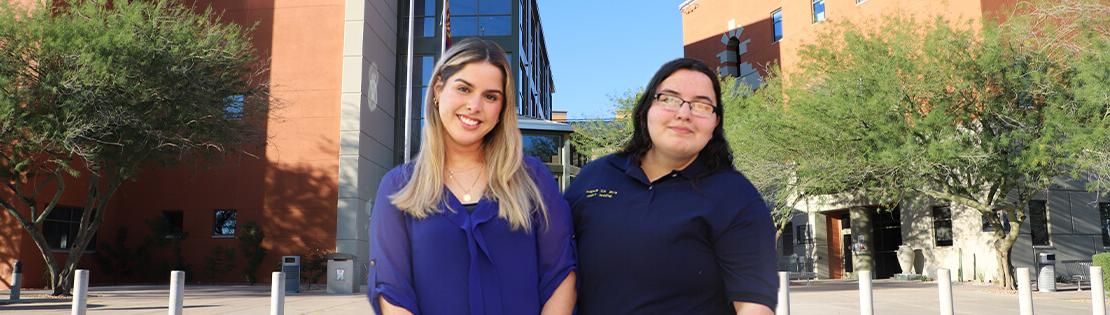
995, 211, 1023, 290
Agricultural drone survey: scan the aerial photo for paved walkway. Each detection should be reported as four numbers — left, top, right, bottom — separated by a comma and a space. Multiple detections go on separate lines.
789, 279, 1104, 315
0, 285, 370, 314
1, 280, 1105, 314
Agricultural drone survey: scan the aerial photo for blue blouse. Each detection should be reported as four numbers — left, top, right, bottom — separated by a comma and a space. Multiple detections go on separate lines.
367, 157, 576, 315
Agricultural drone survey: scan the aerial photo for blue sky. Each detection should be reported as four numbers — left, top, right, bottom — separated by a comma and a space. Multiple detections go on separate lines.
536, 1, 685, 119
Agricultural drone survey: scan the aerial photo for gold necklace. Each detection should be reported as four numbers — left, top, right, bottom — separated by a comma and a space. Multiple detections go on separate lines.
448, 167, 483, 203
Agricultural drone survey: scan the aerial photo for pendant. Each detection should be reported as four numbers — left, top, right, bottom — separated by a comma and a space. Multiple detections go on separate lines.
463, 194, 472, 202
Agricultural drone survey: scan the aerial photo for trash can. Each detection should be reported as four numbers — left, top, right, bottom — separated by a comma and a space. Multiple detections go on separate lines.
1037, 252, 1056, 292
282, 256, 300, 293
327, 253, 359, 294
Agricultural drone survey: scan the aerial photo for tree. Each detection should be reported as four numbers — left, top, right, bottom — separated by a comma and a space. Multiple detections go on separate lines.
0, 0, 268, 295
568, 91, 638, 160
725, 0, 1109, 289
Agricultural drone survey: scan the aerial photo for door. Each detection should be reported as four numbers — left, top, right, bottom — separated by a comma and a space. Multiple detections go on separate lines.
827, 215, 844, 279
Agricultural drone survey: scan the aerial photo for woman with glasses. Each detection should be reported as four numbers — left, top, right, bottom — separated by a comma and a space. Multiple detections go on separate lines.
565, 58, 777, 314
368, 38, 576, 315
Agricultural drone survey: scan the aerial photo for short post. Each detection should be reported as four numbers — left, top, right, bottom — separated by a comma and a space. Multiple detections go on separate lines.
858, 270, 873, 315
1017, 267, 1033, 315
776, 271, 790, 315
168, 270, 185, 315
71, 269, 89, 315
938, 268, 954, 315
1092, 266, 1105, 315
9, 260, 21, 301
271, 271, 285, 315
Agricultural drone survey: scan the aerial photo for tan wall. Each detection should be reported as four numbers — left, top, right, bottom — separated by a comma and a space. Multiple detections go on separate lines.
682, 0, 1019, 79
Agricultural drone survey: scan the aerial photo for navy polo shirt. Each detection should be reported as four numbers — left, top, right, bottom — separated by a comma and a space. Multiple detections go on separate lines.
565, 153, 778, 314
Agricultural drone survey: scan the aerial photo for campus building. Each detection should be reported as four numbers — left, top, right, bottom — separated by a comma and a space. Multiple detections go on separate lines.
679, 0, 1110, 283
0, 0, 575, 290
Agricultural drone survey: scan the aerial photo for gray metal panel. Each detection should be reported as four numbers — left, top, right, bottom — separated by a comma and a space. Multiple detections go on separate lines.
517, 118, 572, 132
1070, 191, 1101, 235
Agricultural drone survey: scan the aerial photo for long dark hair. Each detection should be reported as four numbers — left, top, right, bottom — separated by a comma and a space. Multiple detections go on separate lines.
620, 58, 735, 176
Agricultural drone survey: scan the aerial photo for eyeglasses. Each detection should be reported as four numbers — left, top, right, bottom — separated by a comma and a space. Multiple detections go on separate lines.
653, 93, 716, 118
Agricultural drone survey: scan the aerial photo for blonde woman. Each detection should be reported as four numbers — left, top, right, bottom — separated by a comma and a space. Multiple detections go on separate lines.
368, 38, 576, 315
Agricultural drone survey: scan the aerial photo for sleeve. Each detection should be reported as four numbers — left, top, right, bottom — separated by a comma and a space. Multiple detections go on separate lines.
526, 157, 577, 304
715, 193, 779, 310
367, 169, 420, 314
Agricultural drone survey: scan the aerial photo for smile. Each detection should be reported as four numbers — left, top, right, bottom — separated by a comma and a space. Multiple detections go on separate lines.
668, 126, 693, 134
458, 114, 481, 129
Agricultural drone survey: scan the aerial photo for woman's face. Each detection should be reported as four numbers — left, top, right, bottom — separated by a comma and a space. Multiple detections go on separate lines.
435, 61, 505, 150
646, 69, 719, 160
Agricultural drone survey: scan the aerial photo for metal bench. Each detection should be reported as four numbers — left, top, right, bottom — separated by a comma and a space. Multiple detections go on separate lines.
1060, 259, 1092, 290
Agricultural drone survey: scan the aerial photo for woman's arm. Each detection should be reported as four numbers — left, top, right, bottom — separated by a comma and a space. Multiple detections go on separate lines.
733, 301, 774, 315
540, 271, 576, 315
368, 170, 419, 314
380, 296, 416, 315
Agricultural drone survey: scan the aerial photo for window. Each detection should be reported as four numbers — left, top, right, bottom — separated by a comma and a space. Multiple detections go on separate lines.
932, 206, 953, 247
523, 134, 560, 163
1029, 200, 1050, 246
772, 9, 783, 42
162, 210, 184, 239
812, 0, 826, 23
782, 222, 795, 256
450, 0, 512, 36
1101, 203, 1110, 247
44, 206, 96, 250
213, 209, 238, 237
224, 95, 244, 120
856, 0, 868, 4
796, 224, 813, 244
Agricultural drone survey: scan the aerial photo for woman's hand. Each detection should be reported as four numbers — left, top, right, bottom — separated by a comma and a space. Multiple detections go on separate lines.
380, 296, 415, 315
734, 301, 773, 315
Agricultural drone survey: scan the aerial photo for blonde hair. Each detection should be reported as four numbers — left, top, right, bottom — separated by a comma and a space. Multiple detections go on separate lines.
389, 38, 548, 231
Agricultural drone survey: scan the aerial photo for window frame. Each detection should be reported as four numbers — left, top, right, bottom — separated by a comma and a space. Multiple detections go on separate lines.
932, 205, 953, 247
812, 0, 827, 24
771, 8, 783, 43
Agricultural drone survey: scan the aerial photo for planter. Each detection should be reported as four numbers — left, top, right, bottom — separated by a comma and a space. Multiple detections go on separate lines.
897, 245, 915, 274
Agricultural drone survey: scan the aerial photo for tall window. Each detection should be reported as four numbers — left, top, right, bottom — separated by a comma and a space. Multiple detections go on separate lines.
405, 0, 436, 38
44, 206, 96, 250
1099, 202, 1110, 247
812, 0, 826, 23
451, 0, 512, 36
933, 206, 953, 247
981, 211, 1011, 233
162, 210, 184, 239
522, 133, 561, 163
772, 9, 783, 42
1029, 200, 1050, 246
213, 209, 238, 237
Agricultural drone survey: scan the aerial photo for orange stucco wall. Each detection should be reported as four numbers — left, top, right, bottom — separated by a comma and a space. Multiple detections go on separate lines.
2, 0, 345, 289
682, 0, 1019, 78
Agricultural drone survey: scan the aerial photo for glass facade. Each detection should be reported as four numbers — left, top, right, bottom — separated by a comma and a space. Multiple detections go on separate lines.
396, 0, 571, 188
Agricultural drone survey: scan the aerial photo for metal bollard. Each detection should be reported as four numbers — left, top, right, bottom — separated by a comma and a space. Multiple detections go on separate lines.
776, 271, 790, 315
9, 260, 21, 301
1017, 267, 1033, 315
168, 271, 184, 315
858, 270, 873, 315
271, 272, 286, 315
938, 268, 954, 315
71, 269, 89, 315
1092, 266, 1105, 315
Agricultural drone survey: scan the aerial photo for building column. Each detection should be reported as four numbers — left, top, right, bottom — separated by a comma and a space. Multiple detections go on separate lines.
850, 206, 874, 278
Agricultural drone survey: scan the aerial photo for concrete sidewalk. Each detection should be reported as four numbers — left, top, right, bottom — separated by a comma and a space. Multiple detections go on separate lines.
0, 285, 370, 314
1, 280, 1106, 314
789, 279, 1104, 315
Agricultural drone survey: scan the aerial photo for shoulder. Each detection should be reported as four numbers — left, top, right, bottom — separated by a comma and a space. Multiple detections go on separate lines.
701, 169, 766, 211
577, 153, 623, 178
380, 163, 416, 191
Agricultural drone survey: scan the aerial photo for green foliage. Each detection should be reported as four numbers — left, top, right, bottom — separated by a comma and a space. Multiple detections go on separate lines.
722, 0, 1110, 288
1094, 252, 1110, 292
568, 91, 639, 160
203, 245, 237, 283
0, 0, 268, 294
238, 222, 267, 284
301, 247, 332, 289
